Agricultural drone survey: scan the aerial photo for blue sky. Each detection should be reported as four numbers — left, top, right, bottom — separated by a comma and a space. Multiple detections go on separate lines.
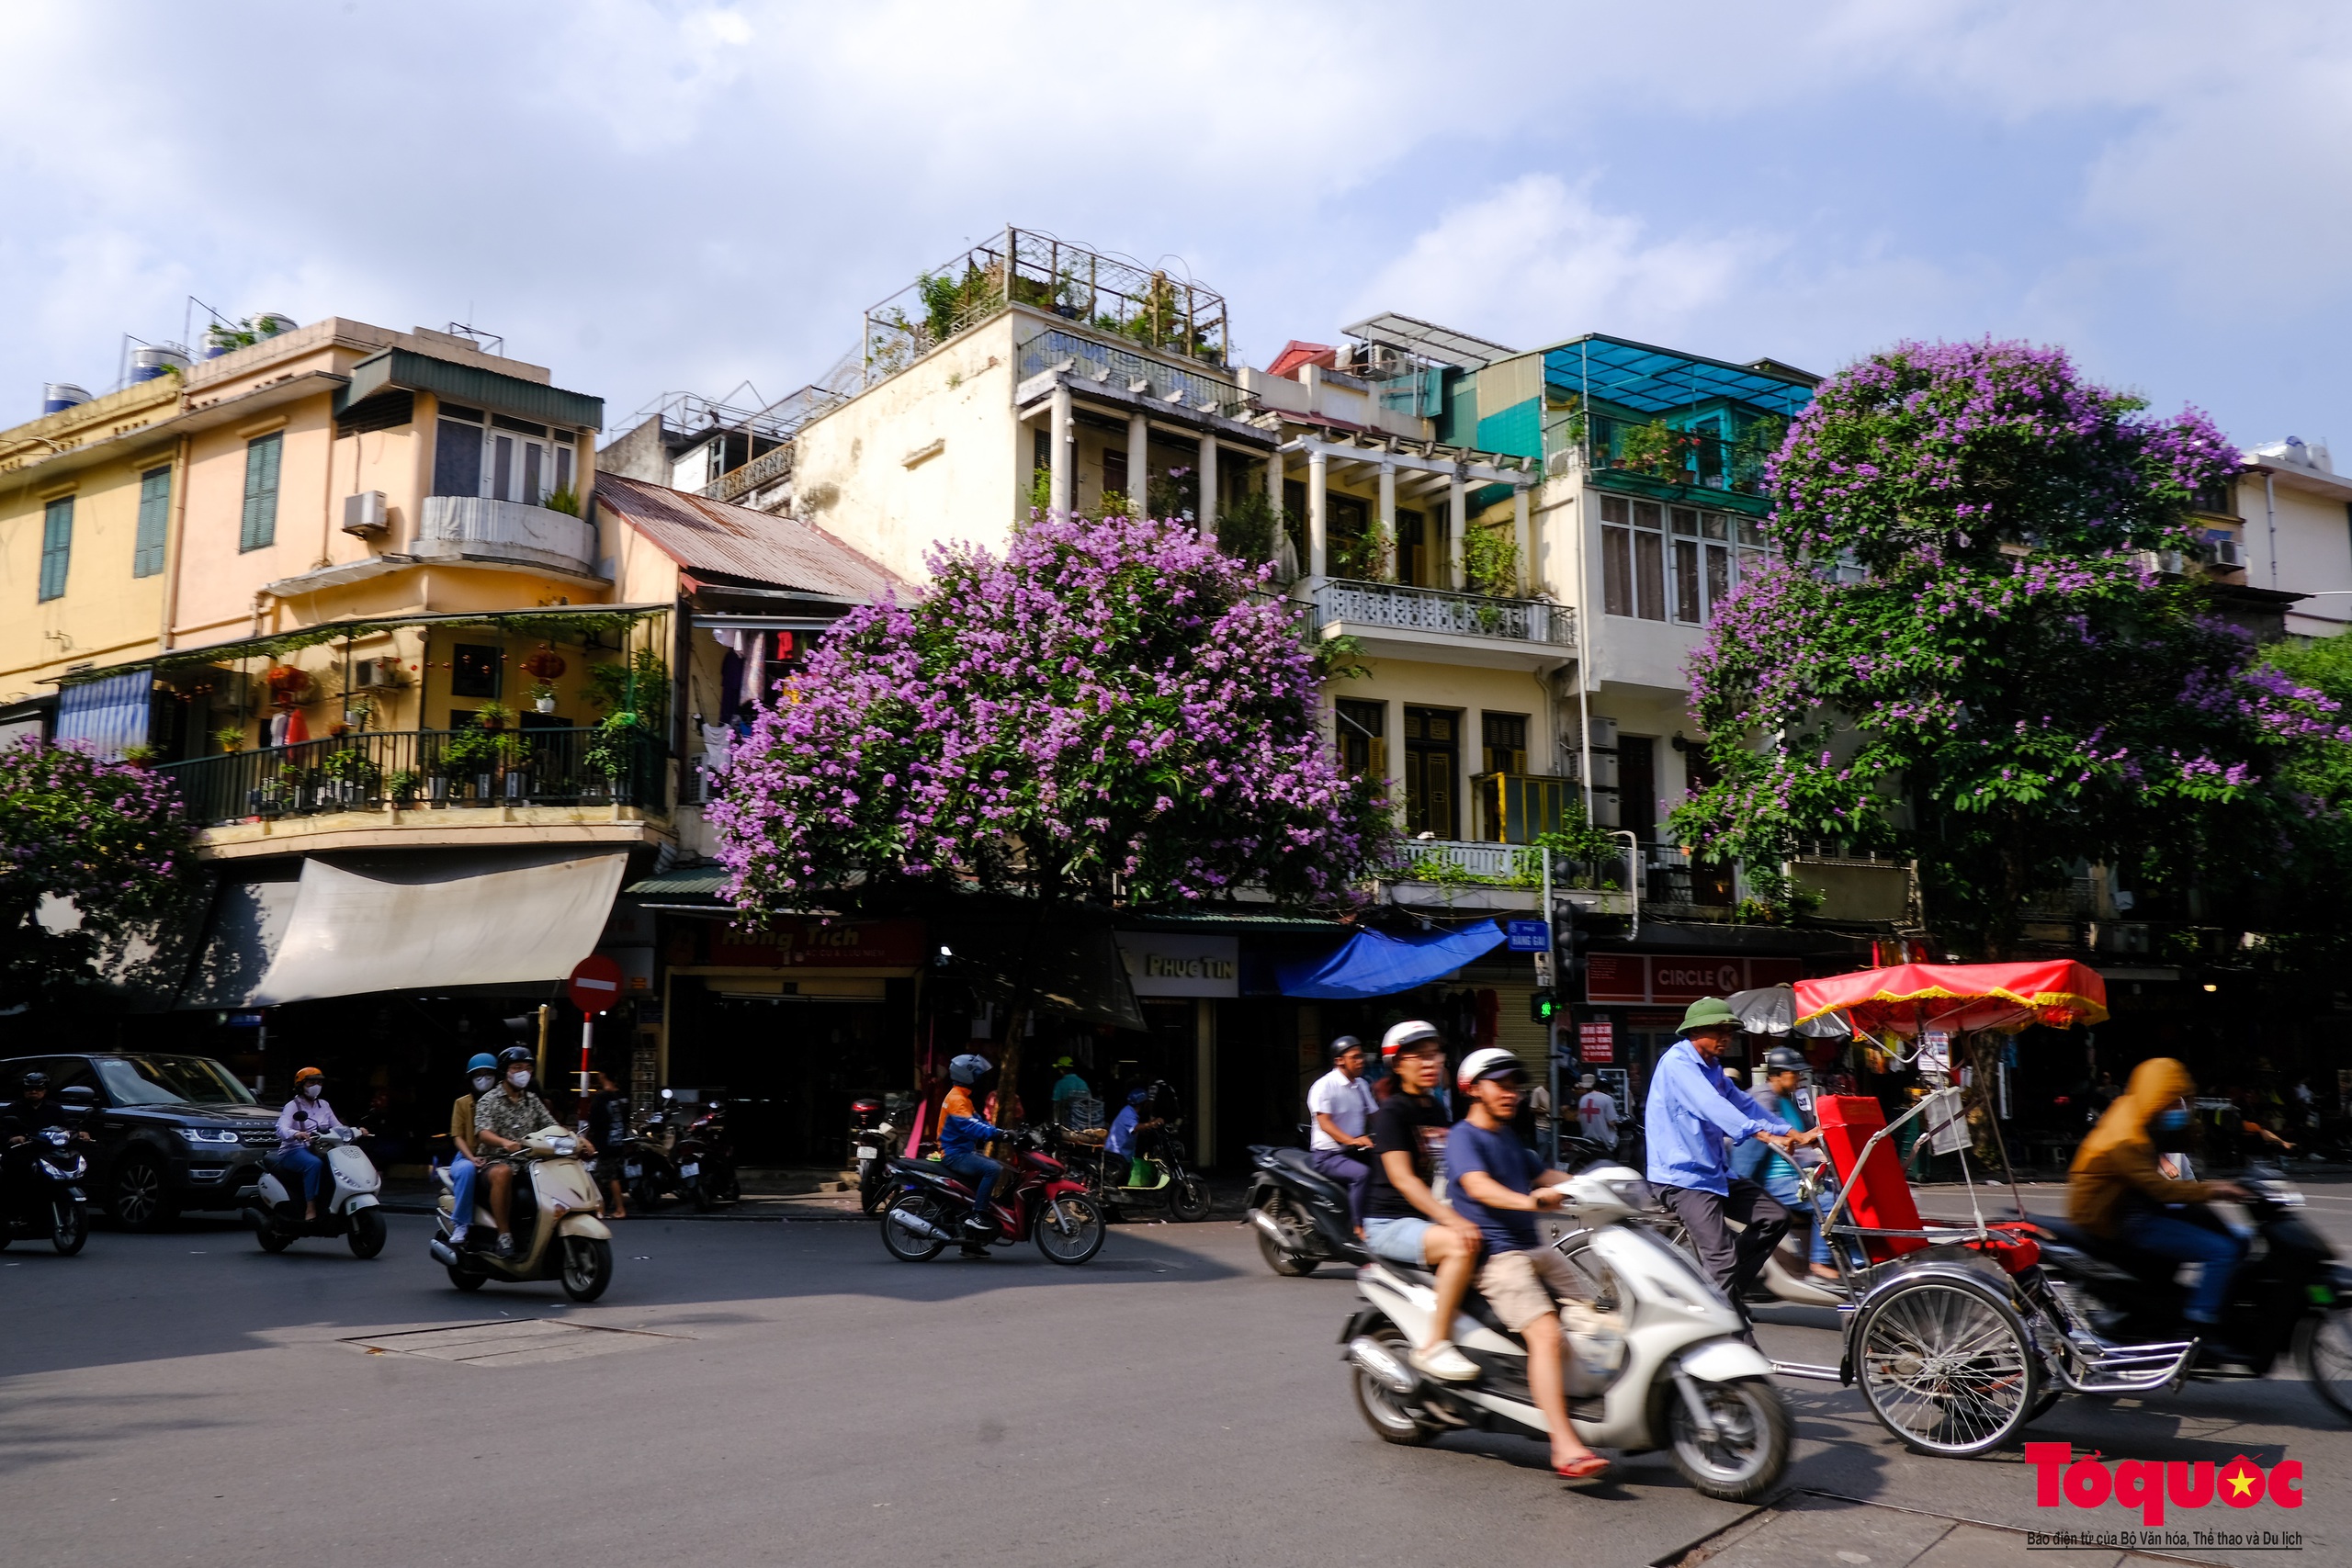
6, 1, 2347, 452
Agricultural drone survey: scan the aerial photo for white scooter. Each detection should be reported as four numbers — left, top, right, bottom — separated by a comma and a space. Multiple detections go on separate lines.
250, 1129, 386, 1258
1340, 1158, 1792, 1501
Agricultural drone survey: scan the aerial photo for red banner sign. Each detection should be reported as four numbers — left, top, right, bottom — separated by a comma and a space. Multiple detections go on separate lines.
1577, 1021, 1616, 1063
690, 919, 927, 969
1586, 954, 1804, 1005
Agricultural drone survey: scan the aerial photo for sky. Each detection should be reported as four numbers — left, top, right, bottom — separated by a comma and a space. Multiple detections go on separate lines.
5, 1, 2350, 453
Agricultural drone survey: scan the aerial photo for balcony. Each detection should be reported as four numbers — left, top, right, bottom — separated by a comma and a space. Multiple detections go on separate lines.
1313, 579, 1574, 651
158, 728, 662, 829
417, 496, 600, 578
1016, 327, 1248, 419
1384, 839, 1635, 917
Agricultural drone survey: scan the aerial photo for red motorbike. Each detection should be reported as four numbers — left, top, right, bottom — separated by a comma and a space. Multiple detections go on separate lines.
878, 1127, 1106, 1265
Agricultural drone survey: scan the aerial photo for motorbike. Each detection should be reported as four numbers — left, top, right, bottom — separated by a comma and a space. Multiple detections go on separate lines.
1061, 1118, 1213, 1223
429, 1126, 615, 1302
879, 1127, 1106, 1265
1243, 1138, 1366, 1276
249, 1127, 386, 1258
666, 1092, 739, 1211
0, 1085, 97, 1256
850, 1097, 903, 1215
1340, 1155, 1792, 1502
2030, 1164, 2352, 1416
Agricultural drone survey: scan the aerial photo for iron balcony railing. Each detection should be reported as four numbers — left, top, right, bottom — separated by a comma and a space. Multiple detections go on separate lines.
157, 728, 663, 827
1387, 839, 1636, 893
1015, 328, 1249, 418
1313, 579, 1575, 646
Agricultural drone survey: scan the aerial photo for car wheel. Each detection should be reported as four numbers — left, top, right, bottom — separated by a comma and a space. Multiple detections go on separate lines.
112, 1153, 176, 1233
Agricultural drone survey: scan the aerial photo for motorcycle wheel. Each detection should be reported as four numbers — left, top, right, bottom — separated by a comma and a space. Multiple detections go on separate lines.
560, 1236, 614, 1302
881, 1192, 951, 1262
1170, 1175, 1213, 1223
111, 1154, 175, 1233
1351, 1323, 1441, 1446
347, 1207, 388, 1259
859, 1174, 891, 1215
711, 1165, 741, 1204
51, 1199, 87, 1257
250, 1207, 293, 1254
1035, 1193, 1106, 1265
690, 1177, 714, 1213
1252, 1197, 1317, 1276
2298, 1306, 2352, 1419
1854, 1276, 2040, 1456
1666, 1374, 1792, 1502
447, 1263, 487, 1292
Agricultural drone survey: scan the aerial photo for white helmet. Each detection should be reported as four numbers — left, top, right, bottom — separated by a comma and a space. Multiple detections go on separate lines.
1380, 1020, 1441, 1060
1457, 1046, 1527, 1093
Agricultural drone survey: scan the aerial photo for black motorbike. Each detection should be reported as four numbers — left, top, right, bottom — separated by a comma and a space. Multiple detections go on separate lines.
0, 1085, 96, 1256
670, 1095, 740, 1210
850, 1097, 904, 1215
2031, 1165, 2352, 1414
1243, 1134, 1366, 1277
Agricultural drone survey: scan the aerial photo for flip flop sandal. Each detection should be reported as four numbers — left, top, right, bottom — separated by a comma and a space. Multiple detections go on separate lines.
1555, 1454, 1611, 1481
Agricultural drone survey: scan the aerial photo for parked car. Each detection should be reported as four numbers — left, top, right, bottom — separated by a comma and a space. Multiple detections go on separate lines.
0, 1054, 278, 1231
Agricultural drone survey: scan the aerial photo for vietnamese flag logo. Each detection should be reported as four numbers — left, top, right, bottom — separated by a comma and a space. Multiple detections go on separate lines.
2217, 1456, 2266, 1508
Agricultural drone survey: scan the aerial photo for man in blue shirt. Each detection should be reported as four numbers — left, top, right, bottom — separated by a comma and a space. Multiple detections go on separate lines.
1449, 1047, 1610, 1481
1645, 998, 1815, 1316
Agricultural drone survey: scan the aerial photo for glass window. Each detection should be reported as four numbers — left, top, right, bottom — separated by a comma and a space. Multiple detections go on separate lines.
1600, 494, 1668, 623
1480, 712, 1528, 775
492, 434, 514, 502
1634, 530, 1664, 620
39, 496, 72, 601
1671, 537, 1702, 623
1670, 506, 1699, 536
95, 1055, 256, 1107
134, 466, 171, 578
435, 418, 483, 497
1602, 525, 1633, 616
452, 643, 502, 699
240, 432, 281, 551
1335, 697, 1385, 777
1705, 541, 1733, 611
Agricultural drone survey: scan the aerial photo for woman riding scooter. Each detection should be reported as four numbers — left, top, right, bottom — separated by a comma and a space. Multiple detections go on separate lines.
2069, 1056, 2255, 1364
273, 1068, 366, 1224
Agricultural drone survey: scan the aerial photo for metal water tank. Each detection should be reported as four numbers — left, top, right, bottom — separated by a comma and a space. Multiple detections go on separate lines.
41, 382, 92, 414
255, 312, 298, 336
131, 344, 190, 382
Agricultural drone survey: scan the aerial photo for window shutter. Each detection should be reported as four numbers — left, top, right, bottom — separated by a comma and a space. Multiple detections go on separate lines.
39, 497, 74, 602
134, 466, 171, 578
241, 432, 282, 551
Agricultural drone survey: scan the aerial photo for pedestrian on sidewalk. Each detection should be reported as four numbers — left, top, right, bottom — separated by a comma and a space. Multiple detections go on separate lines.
579, 1070, 631, 1219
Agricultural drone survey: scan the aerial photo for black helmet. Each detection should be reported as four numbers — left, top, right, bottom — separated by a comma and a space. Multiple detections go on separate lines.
19, 1070, 48, 1092
496, 1045, 534, 1067
1329, 1034, 1363, 1063
1761, 1044, 1809, 1076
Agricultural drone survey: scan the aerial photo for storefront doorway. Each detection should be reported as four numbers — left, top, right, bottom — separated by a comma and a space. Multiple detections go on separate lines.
663, 976, 912, 1168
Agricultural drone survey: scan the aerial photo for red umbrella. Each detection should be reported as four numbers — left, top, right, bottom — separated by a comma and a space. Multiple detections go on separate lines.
1792, 960, 2109, 1038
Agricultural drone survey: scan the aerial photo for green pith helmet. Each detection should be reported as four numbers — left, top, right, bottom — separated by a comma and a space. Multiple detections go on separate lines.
1680, 997, 1739, 1032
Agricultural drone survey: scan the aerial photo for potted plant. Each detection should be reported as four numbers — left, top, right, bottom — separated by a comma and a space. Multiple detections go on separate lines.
319, 745, 380, 804
213, 725, 246, 755
387, 770, 421, 808
586, 710, 652, 801
529, 681, 558, 716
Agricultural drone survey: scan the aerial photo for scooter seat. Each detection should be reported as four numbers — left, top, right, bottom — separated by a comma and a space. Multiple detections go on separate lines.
1366, 1259, 1522, 1343
1267, 1147, 1351, 1205
2033, 1214, 2170, 1277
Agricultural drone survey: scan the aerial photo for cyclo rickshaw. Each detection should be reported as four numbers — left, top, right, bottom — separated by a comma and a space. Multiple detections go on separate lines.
1762, 960, 2351, 1457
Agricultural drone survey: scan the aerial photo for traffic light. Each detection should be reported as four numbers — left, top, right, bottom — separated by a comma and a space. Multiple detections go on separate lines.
1559, 926, 1592, 979
1531, 987, 1558, 1024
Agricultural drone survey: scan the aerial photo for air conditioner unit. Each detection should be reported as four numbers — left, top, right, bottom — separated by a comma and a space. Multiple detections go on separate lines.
341, 491, 388, 536
1580, 716, 1619, 751
1565, 751, 1621, 789
351, 658, 405, 690
1587, 789, 1622, 828
2211, 538, 2244, 569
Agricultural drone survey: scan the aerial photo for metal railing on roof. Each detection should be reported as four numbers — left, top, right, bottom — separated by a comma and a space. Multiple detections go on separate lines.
1312, 579, 1574, 646
1015, 328, 1248, 419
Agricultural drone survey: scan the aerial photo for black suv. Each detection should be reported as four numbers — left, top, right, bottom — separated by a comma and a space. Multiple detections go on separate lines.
1, 1053, 280, 1230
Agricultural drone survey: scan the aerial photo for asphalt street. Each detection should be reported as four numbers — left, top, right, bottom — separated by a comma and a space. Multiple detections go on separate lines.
3, 1186, 2346, 1568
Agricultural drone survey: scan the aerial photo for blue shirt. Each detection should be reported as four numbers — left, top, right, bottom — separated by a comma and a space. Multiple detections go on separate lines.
1105, 1106, 1140, 1156
938, 1111, 1004, 1160
1644, 1039, 1779, 1196
1446, 1117, 1545, 1252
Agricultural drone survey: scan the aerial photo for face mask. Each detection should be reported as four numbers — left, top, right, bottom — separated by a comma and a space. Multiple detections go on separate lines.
507, 1070, 532, 1089
471, 1075, 497, 1095
2154, 1109, 2190, 1132
301, 1084, 322, 1100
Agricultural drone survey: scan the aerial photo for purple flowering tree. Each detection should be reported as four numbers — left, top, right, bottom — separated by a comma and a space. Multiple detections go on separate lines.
0, 739, 200, 1007
1670, 339, 2329, 955
713, 513, 1389, 1082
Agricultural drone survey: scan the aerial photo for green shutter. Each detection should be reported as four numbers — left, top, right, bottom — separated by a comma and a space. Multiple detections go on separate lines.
240, 432, 281, 551
134, 465, 172, 578
39, 496, 74, 602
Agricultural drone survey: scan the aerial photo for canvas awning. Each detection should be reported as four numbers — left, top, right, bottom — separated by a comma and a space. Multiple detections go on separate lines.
249, 850, 628, 1005
54, 667, 152, 759
1277, 920, 1505, 999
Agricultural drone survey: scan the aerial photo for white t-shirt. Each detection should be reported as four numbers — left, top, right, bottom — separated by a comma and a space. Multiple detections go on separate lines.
1577, 1089, 1619, 1144
1307, 1068, 1378, 1152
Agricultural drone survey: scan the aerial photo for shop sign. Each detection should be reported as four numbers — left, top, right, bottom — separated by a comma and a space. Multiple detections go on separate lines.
1114, 933, 1239, 998
1577, 1020, 1616, 1063
1586, 953, 1804, 1005
1505, 919, 1550, 952
694, 919, 926, 969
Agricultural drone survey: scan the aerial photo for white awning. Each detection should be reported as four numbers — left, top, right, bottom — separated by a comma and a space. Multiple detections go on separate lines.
253, 852, 627, 1005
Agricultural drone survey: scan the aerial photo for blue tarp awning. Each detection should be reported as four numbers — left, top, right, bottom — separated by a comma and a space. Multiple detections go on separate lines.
1277, 919, 1506, 999
55, 668, 153, 760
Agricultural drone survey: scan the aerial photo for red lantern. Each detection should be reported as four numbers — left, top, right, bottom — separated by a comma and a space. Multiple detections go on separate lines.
522, 647, 567, 681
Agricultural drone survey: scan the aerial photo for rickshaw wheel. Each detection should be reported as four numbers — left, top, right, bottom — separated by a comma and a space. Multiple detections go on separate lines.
1854, 1275, 2041, 1457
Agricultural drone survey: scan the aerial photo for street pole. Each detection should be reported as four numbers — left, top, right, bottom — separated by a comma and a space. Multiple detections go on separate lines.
580, 1010, 596, 1099
1542, 845, 1558, 1164
535, 1003, 550, 1086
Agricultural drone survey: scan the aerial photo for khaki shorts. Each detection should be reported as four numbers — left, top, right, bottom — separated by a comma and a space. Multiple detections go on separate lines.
1476, 1246, 1586, 1333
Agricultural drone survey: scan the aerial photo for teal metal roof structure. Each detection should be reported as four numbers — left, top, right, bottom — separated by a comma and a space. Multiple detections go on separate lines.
334, 347, 605, 432
1542, 334, 1817, 419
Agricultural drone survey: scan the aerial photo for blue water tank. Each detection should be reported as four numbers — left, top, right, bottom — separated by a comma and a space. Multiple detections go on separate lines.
131, 344, 190, 382
42, 382, 92, 415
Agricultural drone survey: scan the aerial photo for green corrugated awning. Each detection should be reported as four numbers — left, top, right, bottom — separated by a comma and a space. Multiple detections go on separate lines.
335, 348, 605, 432
625, 865, 730, 899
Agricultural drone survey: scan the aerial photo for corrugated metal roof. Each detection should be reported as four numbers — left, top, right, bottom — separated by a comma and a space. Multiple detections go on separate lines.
594, 472, 901, 602
336, 348, 605, 432
625, 865, 730, 897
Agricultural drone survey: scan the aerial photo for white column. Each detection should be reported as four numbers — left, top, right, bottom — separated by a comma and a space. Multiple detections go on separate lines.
1378, 461, 1397, 581
1197, 431, 1218, 538
1048, 385, 1073, 515
1512, 484, 1532, 596
1127, 411, 1151, 513
1448, 477, 1466, 590
1307, 448, 1329, 580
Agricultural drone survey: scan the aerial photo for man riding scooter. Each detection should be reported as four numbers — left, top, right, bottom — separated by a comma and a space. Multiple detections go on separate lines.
2069, 1056, 2254, 1365
473, 1046, 594, 1258
3, 1071, 93, 1179
938, 1053, 1011, 1253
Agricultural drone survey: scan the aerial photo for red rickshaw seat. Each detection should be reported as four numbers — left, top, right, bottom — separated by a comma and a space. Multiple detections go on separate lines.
1815, 1095, 1929, 1263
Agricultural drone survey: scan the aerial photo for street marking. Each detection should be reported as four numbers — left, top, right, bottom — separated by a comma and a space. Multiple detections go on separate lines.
340, 1319, 690, 1367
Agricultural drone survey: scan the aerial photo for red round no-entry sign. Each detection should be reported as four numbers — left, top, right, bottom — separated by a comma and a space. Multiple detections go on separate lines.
568, 954, 623, 1015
